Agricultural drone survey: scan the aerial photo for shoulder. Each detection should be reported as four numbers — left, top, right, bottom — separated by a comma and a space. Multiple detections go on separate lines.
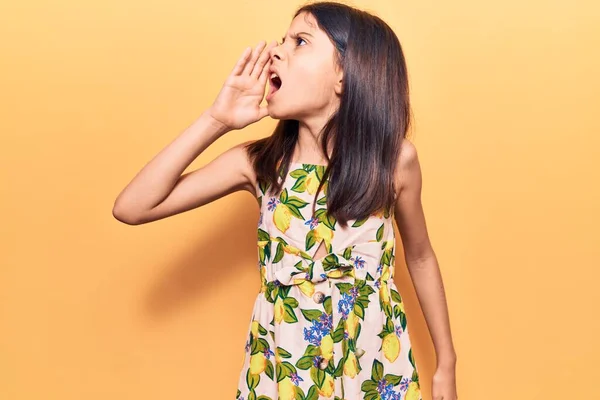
394, 138, 421, 198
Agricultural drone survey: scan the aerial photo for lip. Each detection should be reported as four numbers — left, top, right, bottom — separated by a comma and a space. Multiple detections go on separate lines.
268, 65, 281, 77
266, 65, 283, 102
266, 82, 281, 102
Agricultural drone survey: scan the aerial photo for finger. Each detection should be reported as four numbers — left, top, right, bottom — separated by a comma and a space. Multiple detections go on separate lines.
230, 46, 252, 76
242, 41, 266, 77
258, 59, 271, 86
251, 40, 277, 79
257, 105, 270, 120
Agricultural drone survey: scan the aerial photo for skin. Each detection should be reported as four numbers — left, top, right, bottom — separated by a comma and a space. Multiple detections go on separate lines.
113, 10, 457, 400
266, 11, 343, 164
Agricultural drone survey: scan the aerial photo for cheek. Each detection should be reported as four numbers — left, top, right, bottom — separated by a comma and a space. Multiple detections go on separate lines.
293, 66, 335, 100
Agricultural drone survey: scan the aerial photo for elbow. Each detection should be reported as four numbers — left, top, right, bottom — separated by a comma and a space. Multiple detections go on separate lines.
112, 202, 141, 225
405, 246, 437, 269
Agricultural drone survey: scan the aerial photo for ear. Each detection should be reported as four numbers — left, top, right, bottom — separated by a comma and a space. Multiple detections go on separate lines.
334, 69, 343, 95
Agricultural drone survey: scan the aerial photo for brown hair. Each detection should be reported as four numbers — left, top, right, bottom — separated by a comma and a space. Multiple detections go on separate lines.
246, 1, 412, 227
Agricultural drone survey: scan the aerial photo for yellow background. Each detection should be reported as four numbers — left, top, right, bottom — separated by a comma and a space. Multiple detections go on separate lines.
1, 0, 599, 399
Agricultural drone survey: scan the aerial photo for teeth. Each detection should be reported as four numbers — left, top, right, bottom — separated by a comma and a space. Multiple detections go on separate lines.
270, 72, 279, 79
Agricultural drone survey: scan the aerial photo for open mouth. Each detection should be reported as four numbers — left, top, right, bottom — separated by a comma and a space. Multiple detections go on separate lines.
267, 73, 283, 100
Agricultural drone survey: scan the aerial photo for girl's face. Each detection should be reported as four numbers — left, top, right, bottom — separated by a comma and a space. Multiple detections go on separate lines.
267, 12, 343, 121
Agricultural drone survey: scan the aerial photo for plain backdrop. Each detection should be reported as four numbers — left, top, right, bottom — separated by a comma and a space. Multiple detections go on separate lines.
1, 0, 599, 399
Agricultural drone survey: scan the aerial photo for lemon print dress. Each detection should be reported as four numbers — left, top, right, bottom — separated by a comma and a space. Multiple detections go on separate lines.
235, 162, 422, 400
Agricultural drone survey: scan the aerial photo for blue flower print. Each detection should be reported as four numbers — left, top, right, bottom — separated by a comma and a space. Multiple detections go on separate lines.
290, 372, 304, 386
304, 216, 319, 230
352, 255, 366, 269
267, 197, 280, 211
263, 348, 275, 360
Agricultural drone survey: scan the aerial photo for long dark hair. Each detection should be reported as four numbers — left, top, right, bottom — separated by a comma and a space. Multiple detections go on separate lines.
245, 1, 412, 228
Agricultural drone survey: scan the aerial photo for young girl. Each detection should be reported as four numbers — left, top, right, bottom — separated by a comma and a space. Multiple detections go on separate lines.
113, 2, 458, 399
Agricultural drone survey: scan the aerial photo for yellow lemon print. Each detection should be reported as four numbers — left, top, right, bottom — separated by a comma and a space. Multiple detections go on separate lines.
305, 170, 321, 194
278, 376, 297, 400
260, 265, 267, 283
249, 352, 267, 375
251, 320, 259, 338
297, 280, 315, 297
283, 243, 302, 256
320, 334, 334, 361
405, 381, 421, 400
343, 351, 359, 378
345, 311, 360, 339
398, 300, 405, 314
274, 297, 284, 324
380, 281, 390, 304
314, 223, 334, 243
317, 373, 335, 398
273, 203, 293, 233
382, 332, 401, 362
381, 265, 391, 281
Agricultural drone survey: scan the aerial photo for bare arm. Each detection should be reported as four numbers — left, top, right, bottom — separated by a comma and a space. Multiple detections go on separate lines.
393, 139, 457, 369
112, 40, 277, 225
112, 111, 256, 225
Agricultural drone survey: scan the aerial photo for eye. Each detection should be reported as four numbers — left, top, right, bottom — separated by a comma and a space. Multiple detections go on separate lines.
295, 37, 307, 46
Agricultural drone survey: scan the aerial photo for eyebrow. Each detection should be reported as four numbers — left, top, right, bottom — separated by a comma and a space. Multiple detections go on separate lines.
281, 31, 314, 43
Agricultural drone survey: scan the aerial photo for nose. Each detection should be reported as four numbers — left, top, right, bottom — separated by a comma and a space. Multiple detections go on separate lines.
270, 43, 283, 61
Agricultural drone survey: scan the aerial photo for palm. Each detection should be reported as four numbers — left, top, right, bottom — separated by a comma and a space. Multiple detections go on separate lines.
209, 41, 277, 131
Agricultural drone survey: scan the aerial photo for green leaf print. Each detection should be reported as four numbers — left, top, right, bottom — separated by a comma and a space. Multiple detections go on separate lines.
376, 223, 384, 241
315, 208, 336, 230
332, 320, 345, 342
352, 217, 368, 227
265, 359, 274, 380
354, 302, 365, 319
276, 346, 292, 359
335, 283, 353, 294
382, 249, 392, 266
306, 385, 319, 400
284, 297, 299, 308
286, 196, 310, 209
301, 309, 323, 322
275, 361, 297, 382
383, 373, 402, 385
310, 366, 326, 388
246, 368, 260, 389
258, 324, 268, 336
302, 345, 320, 357
273, 242, 284, 263
323, 296, 332, 314
305, 232, 318, 253
290, 175, 307, 192
251, 338, 270, 355
278, 189, 308, 219
361, 380, 378, 392
257, 396, 273, 400
391, 289, 402, 303
296, 356, 314, 370
371, 359, 384, 381
283, 303, 298, 323
364, 391, 379, 400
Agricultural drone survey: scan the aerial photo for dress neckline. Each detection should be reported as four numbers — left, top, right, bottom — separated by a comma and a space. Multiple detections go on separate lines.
290, 161, 328, 167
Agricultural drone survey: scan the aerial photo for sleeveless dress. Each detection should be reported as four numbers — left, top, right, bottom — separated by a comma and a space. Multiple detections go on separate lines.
235, 162, 422, 400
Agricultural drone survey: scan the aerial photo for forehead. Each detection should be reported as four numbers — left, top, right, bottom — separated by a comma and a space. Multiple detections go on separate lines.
288, 11, 319, 33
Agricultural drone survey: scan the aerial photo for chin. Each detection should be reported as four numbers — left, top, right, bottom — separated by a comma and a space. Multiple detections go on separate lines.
267, 104, 287, 120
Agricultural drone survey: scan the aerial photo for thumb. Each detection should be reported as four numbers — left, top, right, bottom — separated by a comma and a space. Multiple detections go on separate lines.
257, 105, 270, 121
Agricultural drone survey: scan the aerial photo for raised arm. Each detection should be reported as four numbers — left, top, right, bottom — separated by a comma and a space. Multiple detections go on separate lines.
112, 112, 256, 225
112, 40, 277, 225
